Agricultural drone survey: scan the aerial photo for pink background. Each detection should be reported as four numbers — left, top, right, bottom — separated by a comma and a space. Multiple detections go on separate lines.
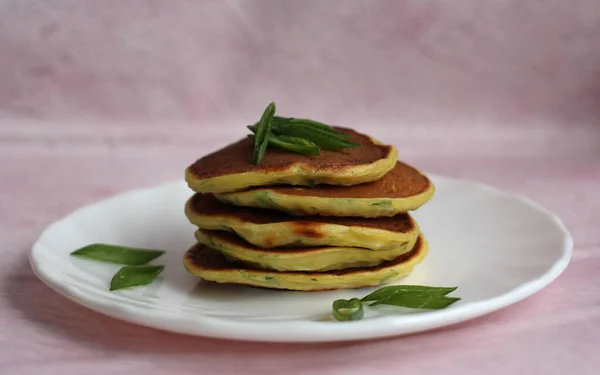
1, 1, 599, 374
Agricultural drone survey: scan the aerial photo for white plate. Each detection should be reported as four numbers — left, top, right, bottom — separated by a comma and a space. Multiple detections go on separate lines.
29, 175, 573, 342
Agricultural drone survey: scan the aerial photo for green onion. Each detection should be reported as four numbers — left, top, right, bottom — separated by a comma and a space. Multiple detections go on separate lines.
70, 244, 165, 266
332, 298, 364, 321
361, 285, 457, 303
279, 119, 353, 142
110, 265, 165, 291
332, 285, 461, 322
252, 102, 276, 165
248, 133, 320, 156
275, 123, 360, 150
275, 134, 321, 155
369, 294, 461, 309
289, 118, 349, 135
246, 102, 361, 162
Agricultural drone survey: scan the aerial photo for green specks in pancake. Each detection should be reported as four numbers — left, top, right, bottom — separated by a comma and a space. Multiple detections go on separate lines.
255, 191, 286, 211
257, 253, 279, 260
310, 277, 318, 282
237, 269, 250, 281
238, 270, 279, 283
371, 200, 392, 207
207, 235, 217, 247
378, 269, 399, 285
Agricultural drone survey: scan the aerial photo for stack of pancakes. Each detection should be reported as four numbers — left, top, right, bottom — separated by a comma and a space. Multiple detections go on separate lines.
182, 128, 435, 291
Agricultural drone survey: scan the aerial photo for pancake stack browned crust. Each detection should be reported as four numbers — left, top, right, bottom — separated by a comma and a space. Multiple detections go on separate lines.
182, 125, 435, 291
185, 128, 398, 193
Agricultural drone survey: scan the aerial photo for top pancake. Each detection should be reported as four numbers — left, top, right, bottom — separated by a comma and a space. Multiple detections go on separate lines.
185, 127, 397, 193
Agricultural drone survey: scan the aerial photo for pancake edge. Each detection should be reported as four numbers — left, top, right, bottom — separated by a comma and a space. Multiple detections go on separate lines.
216, 182, 435, 217
194, 229, 414, 272
184, 196, 420, 250
182, 235, 429, 291
185, 138, 398, 194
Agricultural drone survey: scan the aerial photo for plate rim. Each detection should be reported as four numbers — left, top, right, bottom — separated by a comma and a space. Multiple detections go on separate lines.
28, 173, 574, 342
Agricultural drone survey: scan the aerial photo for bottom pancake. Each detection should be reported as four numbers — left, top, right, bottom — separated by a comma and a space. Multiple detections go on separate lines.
194, 229, 414, 272
182, 235, 428, 291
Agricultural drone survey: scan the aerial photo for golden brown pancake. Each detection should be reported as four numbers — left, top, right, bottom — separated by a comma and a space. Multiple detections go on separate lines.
185, 127, 398, 193
182, 236, 428, 291
195, 229, 414, 272
185, 194, 420, 250
216, 161, 435, 217
269, 160, 431, 199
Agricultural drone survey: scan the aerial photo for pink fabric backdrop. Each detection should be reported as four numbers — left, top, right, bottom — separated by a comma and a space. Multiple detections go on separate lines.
1, 1, 599, 374
3, 0, 600, 127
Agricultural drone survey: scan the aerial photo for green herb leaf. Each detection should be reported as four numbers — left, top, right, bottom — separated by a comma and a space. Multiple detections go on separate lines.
246, 110, 360, 158
252, 102, 276, 165
279, 120, 353, 142
370, 200, 392, 207
289, 118, 351, 137
361, 285, 457, 302
250, 117, 354, 143
275, 134, 321, 154
332, 298, 364, 321
248, 133, 320, 156
273, 117, 352, 139
109, 265, 165, 291
331, 285, 460, 322
277, 134, 317, 146
370, 295, 461, 310
275, 123, 360, 150
247, 116, 288, 134
271, 116, 293, 130
70, 244, 165, 266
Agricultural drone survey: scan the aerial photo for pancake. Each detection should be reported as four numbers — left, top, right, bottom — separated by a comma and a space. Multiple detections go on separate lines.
185, 194, 420, 250
185, 127, 398, 194
183, 235, 428, 291
215, 161, 435, 217
195, 229, 413, 272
